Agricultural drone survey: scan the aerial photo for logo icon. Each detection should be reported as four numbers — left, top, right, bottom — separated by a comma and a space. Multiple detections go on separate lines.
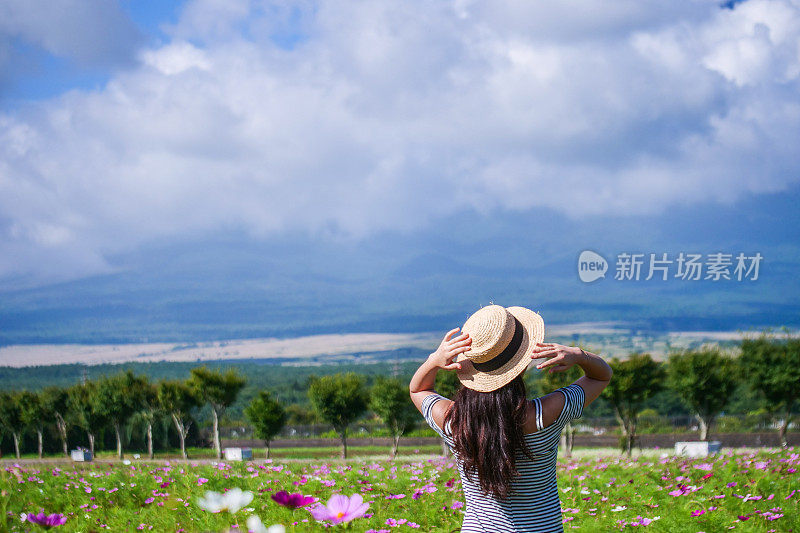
578, 250, 608, 283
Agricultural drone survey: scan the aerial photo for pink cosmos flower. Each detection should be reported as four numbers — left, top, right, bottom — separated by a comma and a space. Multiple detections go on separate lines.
25, 513, 67, 528
308, 494, 369, 524
270, 490, 315, 509
691, 510, 705, 517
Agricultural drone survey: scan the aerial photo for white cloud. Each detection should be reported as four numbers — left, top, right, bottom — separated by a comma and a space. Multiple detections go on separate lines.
1, 0, 800, 283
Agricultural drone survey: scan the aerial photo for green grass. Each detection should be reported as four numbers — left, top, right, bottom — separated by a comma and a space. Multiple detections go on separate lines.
1, 448, 797, 532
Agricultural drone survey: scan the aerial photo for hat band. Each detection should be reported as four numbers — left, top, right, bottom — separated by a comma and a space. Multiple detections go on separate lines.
472, 316, 524, 372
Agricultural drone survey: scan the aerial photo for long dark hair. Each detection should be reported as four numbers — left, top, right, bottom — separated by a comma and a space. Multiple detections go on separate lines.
443, 373, 536, 499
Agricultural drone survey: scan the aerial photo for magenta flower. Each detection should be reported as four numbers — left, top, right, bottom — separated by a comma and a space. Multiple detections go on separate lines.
25, 513, 67, 529
271, 490, 315, 509
691, 510, 705, 517
308, 494, 369, 524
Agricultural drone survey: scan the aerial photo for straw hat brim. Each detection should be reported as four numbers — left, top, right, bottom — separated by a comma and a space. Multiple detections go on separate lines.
454, 306, 546, 392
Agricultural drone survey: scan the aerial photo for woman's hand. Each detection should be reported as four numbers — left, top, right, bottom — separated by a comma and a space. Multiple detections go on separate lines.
428, 328, 471, 370
531, 342, 585, 373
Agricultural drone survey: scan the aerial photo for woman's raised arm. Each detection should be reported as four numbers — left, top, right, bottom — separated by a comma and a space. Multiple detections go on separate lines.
532, 343, 612, 407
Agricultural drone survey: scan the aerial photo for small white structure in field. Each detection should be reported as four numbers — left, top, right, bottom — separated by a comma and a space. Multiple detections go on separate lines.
223, 447, 253, 461
71, 450, 93, 462
675, 441, 721, 458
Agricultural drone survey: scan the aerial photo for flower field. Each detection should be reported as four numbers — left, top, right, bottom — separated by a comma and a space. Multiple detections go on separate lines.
1, 448, 798, 532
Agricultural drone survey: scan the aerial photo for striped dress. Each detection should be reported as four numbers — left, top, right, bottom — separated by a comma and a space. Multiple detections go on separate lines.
421, 382, 585, 533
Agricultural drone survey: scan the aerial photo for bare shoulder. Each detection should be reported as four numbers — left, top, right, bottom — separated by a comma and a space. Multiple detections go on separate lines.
538, 390, 568, 428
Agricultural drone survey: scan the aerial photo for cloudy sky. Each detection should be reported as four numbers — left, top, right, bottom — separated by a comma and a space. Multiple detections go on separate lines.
1, 0, 799, 336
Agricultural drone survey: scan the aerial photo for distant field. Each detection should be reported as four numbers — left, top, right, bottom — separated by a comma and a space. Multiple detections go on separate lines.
0, 324, 779, 367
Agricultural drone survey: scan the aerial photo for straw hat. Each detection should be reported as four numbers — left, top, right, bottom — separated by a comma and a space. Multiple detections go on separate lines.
454, 304, 545, 392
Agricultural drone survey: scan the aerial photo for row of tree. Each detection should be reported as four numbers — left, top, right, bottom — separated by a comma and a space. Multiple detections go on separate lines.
598, 336, 799, 455
0, 364, 419, 461
0, 366, 246, 460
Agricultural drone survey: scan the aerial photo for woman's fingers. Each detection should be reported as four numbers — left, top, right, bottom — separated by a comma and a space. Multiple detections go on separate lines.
442, 362, 462, 371
536, 355, 563, 369
532, 349, 558, 359
450, 338, 471, 348
531, 343, 557, 352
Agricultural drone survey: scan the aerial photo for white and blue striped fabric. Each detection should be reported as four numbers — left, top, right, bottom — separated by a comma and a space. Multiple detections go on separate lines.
422, 382, 585, 533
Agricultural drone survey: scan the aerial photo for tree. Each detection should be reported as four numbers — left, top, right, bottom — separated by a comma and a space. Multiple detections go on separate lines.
94, 371, 149, 460
138, 379, 160, 460
740, 334, 800, 447
435, 371, 461, 398
188, 366, 247, 459
19, 390, 50, 459
285, 404, 318, 425
158, 380, 201, 460
68, 382, 107, 456
370, 376, 418, 458
0, 392, 24, 458
602, 353, 665, 456
308, 372, 368, 459
434, 371, 461, 455
244, 391, 287, 459
667, 347, 738, 441
538, 365, 583, 457
41, 387, 71, 457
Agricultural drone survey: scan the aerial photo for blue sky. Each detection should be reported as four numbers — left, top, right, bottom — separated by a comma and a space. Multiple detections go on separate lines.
1, 0, 799, 340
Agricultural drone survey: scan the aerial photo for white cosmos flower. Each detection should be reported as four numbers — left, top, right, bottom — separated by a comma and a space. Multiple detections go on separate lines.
122, 459, 131, 465
246, 515, 285, 533
197, 488, 254, 514
611, 505, 627, 512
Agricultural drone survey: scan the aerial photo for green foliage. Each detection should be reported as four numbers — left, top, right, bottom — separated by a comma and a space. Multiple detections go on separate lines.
603, 353, 665, 423
188, 366, 247, 411
158, 380, 201, 419
369, 376, 418, 436
538, 365, 583, 395
285, 404, 319, 425
18, 390, 48, 431
41, 386, 70, 419
667, 347, 738, 438
68, 382, 108, 433
603, 353, 665, 454
740, 335, 800, 414
308, 373, 369, 433
93, 371, 150, 427
244, 391, 287, 443
740, 333, 800, 445
0, 391, 23, 432
434, 371, 461, 399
